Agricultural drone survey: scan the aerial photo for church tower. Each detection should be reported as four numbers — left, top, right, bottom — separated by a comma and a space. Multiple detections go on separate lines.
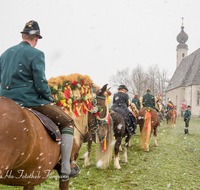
176, 18, 188, 68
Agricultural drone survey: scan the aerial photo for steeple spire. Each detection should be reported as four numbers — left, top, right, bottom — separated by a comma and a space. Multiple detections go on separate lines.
176, 17, 188, 68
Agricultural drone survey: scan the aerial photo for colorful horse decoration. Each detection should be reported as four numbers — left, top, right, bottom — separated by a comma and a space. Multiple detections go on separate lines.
137, 107, 160, 152
166, 110, 177, 128
48, 74, 114, 170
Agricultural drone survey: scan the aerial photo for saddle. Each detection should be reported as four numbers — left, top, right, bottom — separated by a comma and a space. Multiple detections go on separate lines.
26, 108, 61, 142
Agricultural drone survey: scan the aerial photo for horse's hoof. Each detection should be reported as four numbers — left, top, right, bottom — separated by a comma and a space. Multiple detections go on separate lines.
84, 163, 90, 167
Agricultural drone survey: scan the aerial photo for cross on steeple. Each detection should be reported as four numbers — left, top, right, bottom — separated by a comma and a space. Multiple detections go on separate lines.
182, 17, 184, 26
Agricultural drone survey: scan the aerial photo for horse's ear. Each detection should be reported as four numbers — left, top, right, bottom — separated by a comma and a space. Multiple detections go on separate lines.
99, 84, 108, 96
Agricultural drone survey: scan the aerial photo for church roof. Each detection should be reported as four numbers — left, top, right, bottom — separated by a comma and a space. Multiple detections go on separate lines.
166, 48, 200, 91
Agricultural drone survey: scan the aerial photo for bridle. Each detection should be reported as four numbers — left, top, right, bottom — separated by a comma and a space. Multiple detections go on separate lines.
74, 86, 109, 142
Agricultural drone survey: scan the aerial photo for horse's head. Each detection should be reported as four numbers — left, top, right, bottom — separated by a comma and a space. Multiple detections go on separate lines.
88, 84, 109, 143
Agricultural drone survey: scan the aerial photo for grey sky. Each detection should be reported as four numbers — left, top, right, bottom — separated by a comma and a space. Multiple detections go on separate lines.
0, 0, 200, 88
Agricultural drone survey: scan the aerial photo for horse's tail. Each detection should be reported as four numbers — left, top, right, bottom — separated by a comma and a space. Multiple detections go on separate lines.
96, 114, 114, 169
140, 111, 151, 152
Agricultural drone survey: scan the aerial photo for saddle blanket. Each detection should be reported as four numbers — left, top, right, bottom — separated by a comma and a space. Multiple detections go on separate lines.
25, 108, 61, 142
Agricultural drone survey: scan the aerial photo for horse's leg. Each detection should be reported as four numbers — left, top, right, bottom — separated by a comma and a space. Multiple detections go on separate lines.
70, 138, 78, 167
170, 118, 173, 128
119, 143, 122, 151
114, 137, 122, 169
123, 134, 130, 163
54, 161, 70, 190
128, 136, 131, 147
60, 180, 70, 190
154, 127, 158, 146
84, 139, 92, 167
23, 186, 34, 190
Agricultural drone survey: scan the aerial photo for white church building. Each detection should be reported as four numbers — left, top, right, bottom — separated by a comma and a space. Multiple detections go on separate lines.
165, 21, 200, 117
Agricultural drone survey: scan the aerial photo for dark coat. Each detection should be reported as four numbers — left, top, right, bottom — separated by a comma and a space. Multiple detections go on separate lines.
167, 101, 174, 111
184, 109, 191, 120
132, 98, 140, 110
142, 92, 156, 109
111, 92, 136, 135
0, 41, 54, 106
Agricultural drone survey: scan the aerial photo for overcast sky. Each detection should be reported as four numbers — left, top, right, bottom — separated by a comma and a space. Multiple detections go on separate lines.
1, 0, 200, 89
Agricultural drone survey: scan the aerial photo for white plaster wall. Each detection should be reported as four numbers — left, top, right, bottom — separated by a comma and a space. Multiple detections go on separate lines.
165, 87, 185, 116
177, 49, 188, 68
166, 86, 200, 117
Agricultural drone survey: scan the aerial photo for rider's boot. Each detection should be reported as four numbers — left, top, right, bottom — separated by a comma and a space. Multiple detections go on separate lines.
60, 126, 79, 181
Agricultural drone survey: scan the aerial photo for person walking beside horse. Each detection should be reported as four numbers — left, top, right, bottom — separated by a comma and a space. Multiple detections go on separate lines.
0, 20, 79, 181
184, 105, 191, 135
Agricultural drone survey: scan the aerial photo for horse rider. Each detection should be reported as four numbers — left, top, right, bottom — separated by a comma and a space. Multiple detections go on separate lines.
141, 89, 159, 113
111, 85, 137, 135
132, 94, 140, 111
167, 99, 175, 111
0, 20, 79, 181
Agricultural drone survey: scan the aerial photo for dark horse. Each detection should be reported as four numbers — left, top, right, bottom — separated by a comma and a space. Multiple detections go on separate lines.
110, 111, 126, 169
71, 85, 114, 170
137, 107, 160, 152
110, 102, 138, 169
166, 110, 177, 128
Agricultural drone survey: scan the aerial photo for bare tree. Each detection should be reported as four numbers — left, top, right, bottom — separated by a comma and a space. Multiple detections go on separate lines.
130, 65, 147, 97
109, 67, 130, 88
109, 64, 169, 102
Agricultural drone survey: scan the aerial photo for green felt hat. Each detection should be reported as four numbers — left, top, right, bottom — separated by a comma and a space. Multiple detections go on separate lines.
21, 20, 42, 39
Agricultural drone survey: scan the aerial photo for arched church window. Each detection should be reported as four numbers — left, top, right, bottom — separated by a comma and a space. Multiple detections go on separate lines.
182, 53, 185, 57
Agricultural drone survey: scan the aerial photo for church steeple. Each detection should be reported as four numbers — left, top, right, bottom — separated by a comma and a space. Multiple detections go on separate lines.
176, 17, 188, 68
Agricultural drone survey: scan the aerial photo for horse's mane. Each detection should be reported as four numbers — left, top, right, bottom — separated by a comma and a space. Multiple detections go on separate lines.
48, 73, 93, 87
47, 73, 95, 146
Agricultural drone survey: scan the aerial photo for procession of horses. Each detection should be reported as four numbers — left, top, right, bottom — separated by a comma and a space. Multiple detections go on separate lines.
0, 73, 177, 190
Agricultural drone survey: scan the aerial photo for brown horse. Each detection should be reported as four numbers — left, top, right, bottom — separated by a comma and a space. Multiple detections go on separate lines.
166, 110, 177, 128
137, 107, 160, 152
0, 96, 67, 190
0, 73, 111, 189
47, 74, 114, 170
71, 85, 114, 170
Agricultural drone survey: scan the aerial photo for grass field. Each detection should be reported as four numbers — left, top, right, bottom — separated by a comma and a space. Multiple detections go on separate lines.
1, 117, 200, 190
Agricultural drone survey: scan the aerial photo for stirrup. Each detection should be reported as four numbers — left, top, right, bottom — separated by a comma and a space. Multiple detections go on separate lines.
70, 160, 80, 174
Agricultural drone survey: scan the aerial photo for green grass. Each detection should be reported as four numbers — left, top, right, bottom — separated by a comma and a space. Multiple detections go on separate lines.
1, 117, 200, 190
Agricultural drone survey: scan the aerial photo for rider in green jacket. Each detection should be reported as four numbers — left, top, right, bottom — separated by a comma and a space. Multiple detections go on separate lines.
0, 20, 79, 181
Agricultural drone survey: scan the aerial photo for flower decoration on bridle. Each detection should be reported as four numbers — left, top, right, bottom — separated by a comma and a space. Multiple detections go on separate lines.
50, 79, 95, 117
106, 88, 112, 104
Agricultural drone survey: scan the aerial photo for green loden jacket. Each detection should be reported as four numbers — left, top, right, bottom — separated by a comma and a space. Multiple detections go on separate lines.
142, 92, 156, 109
184, 109, 191, 121
0, 41, 54, 106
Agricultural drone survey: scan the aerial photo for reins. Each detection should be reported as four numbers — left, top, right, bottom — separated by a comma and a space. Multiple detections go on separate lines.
76, 86, 109, 141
